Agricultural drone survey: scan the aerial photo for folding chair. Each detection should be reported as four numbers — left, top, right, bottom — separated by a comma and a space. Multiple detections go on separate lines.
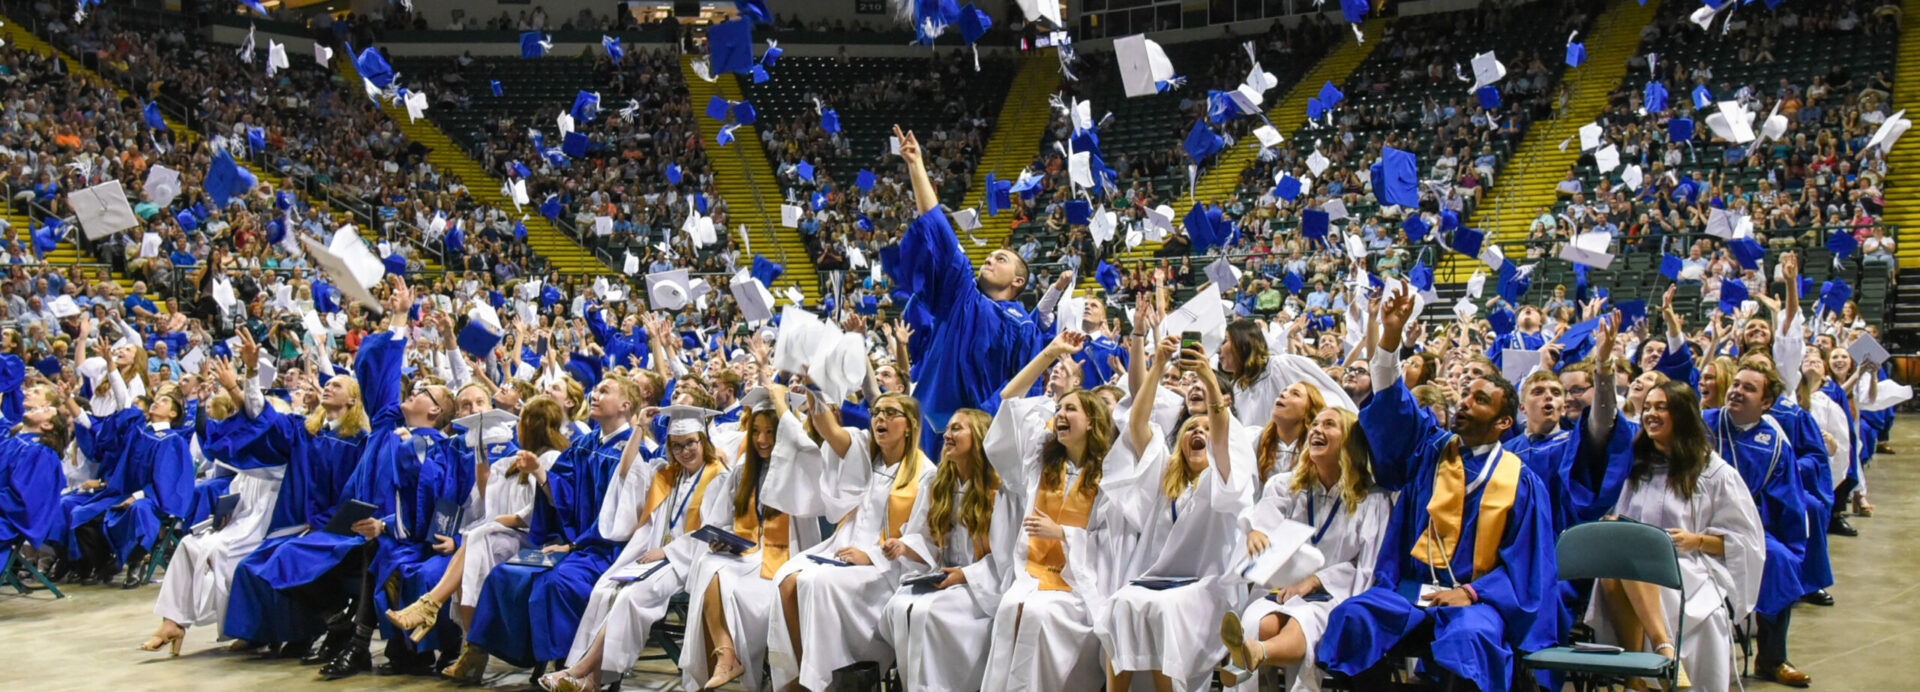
134, 516, 185, 588
1522, 521, 1684, 692
3, 545, 65, 598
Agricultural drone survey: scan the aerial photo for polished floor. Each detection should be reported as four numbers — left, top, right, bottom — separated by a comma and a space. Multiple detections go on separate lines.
5, 418, 1917, 691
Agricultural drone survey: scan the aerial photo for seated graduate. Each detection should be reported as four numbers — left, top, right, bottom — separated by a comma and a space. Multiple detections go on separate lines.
1316, 287, 1557, 692
457, 374, 649, 682
1585, 363, 1765, 692
878, 407, 1020, 692
978, 330, 1167, 692
382, 395, 569, 652
1101, 333, 1257, 692
1218, 318, 1353, 431
1247, 381, 1333, 495
541, 399, 732, 692
0, 382, 69, 580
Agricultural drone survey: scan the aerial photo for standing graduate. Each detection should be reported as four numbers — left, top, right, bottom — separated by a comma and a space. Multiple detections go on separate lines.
1316, 288, 1557, 692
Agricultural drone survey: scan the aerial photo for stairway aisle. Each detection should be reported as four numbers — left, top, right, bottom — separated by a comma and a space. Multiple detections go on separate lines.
1091, 20, 1384, 287
1881, 0, 1920, 265
336, 57, 603, 275
681, 56, 820, 304
1452, 0, 1660, 280
960, 51, 1060, 266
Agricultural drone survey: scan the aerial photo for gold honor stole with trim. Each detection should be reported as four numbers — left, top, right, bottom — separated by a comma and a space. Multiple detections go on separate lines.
642, 459, 722, 538
1412, 442, 1523, 582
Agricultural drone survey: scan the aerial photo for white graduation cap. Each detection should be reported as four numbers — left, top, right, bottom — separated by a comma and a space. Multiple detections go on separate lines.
314, 43, 333, 64
1159, 284, 1227, 352
137, 232, 161, 259
780, 204, 803, 228
505, 178, 529, 208
1342, 232, 1367, 260
1466, 269, 1487, 298
1863, 109, 1910, 158
1705, 101, 1756, 144
1757, 101, 1788, 143
953, 207, 981, 231
1244, 42, 1279, 93
646, 268, 694, 311
210, 276, 238, 311
690, 58, 715, 82
1204, 256, 1238, 292
1070, 98, 1094, 132
1478, 244, 1507, 271
68, 180, 139, 240
1848, 333, 1891, 367
1595, 144, 1621, 174
682, 213, 716, 247
303, 234, 385, 310
270, 283, 296, 311
1468, 51, 1506, 92
1559, 230, 1615, 269
143, 164, 182, 208
782, 286, 805, 307
659, 405, 723, 437
1068, 151, 1094, 189
772, 306, 866, 402
1226, 84, 1263, 115
584, 215, 608, 237
403, 90, 428, 122
1500, 349, 1543, 385
1237, 520, 1327, 590
1145, 204, 1175, 240
1088, 208, 1116, 244
730, 269, 776, 322
453, 409, 519, 446
848, 247, 868, 269
1704, 207, 1741, 239
1125, 226, 1144, 249
48, 295, 80, 318
1113, 34, 1177, 98
620, 251, 640, 276
1252, 125, 1284, 149
1620, 164, 1645, 191
1689, 2, 1723, 29
1306, 150, 1331, 177
1452, 296, 1479, 321
1322, 198, 1349, 223
1578, 122, 1604, 151
266, 40, 288, 76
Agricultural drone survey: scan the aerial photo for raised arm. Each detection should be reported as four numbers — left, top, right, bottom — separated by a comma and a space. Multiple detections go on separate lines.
1004, 331, 1083, 401
1587, 310, 1620, 445
896, 125, 938, 215
805, 388, 855, 459
1130, 335, 1176, 458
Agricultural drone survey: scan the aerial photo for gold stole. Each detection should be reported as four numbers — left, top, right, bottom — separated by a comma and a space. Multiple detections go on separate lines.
642, 460, 720, 535
881, 451, 928, 544
735, 509, 792, 579
1411, 444, 1523, 582
1024, 479, 1097, 592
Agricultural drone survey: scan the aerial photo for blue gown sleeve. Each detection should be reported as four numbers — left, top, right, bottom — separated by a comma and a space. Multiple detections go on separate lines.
148, 434, 196, 520
1653, 342, 1698, 390
585, 307, 614, 347
1467, 470, 1559, 650
0, 354, 23, 426
5, 443, 62, 547
1358, 379, 1443, 492
529, 442, 580, 545
1568, 410, 1635, 524
356, 330, 407, 432
895, 209, 975, 319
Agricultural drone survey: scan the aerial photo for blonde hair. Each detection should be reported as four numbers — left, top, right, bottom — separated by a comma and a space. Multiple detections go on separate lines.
1255, 384, 1326, 481
1287, 409, 1375, 512
1161, 416, 1211, 500
309, 376, 370, 438
869, 392, 926, 491
926, 409, 996, 551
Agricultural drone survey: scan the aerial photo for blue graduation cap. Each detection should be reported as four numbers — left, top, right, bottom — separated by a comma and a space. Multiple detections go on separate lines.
355, 45, 394, 88
855, 169, 876, 192
1301, 208, 1330, 240
383, 252, 408, 277
312, 281, 339, 313
1726, 236, 1765, 270
1403, 214, 1429, 241
959, 3, 993, 44
191, 202, 209, 221
174, 209, 198, 232
1184, 202, 1229, 251
1717, 277, 1749, 314
1373, 146, 1419, 208
1691, 85, 1712, 110
265, 217, 286, 244
565, 353, 603, 391
795, 160, 815, 182
762, 40, 783, 67
1615, 300, 1648, 331
1450, 227, 1485, 257
1644, 81, 1669, 113
1284, 271, 1304, 295
143, 101, 166, 129
1317, 81, 1345, 110
540, 283, 562, 307
666, 163, 683, 185
602, 35, 624, 61
1205, 90, 1245, 124
1488, 305, 1516, 335
30, 218, 60, 258
1820, 279, 1852, 313
514, 219, 528, 241
750, 65, 770, 83
984, 173, 1012, 216
736, 0, 772, 22
1551, 317, 1602, 370
733, 101, 757, 125
1064, 200, 1092, 226
708, 19, 755, 75
694, 193, 709, 215
1566, 41, 1586, 68
1409, 261, 1434, 292
811, 191, 827, 211
1668, 118, 1694, 143
203, 149, 257, 208
561, 132, 591, 159
751, 254, 784, 288
1440, 208, 1460, 232
1825, 228, 1858, 261
1306, 96, 1328, 122
1095, 261, 1122, 295
856, 213, 874, 232
1496, 263, 1530, 303
1273, 175, 1302, 202
1183, 121, 1224, 161
539, 195, 563, 220
275, 190, 293, 210
1659, 253, 1684, 280
32, 356, 60, 378
1797, 275, 1814, 299
491, 80, 502, 97
520, 32, 549, 59
1340, 0, 1369, 22
1476, 86, 1501, 110
570, 91, 600, 123
705, 95, 731, 121
1010, 170, 1044, 198
457, 317, 503, 359
855, 294, 879, 316
820, 109, 840, 135
445, 222, 466, 255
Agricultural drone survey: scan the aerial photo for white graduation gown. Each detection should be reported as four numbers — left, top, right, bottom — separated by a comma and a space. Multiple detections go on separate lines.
768, 428, 937, 691
1806, 391, 1851, 491
1232, 472, 1392, 692
1103, 425, 1258, 691
458, 448, 558, 609
152, 461, 285, 629
881, 478, 1021, 692
566, 454, 717, 676
1585, 455, 1765, 692
1229, 352, 1357, 430
979, 395, 1169, 692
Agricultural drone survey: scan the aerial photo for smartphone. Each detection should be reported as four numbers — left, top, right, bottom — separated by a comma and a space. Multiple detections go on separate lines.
1180, 330, 1202, 353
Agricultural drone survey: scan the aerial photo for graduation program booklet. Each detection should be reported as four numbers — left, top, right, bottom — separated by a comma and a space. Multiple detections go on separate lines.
1127, 576, 1199, 591
608, 560, 672, 583
690, 525, 756, 554
509, 548, 562, 569
902, 572, 948, 590
192, 493, 243, 534
430, 497, 463, 539
322, 499, 379, 536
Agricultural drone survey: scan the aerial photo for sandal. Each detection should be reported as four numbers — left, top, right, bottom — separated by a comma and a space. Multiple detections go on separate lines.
704, 645, 744, 691
537, 670, 588, 692
139, 621, 185, 658
1218, 611, 1263, 683
439, 642, 489, 685
384, 595, 445, 643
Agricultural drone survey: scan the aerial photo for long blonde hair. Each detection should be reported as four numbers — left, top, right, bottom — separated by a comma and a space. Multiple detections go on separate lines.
927, 409, 996, 551
1255, 384, 1325, 481
1040, 390, 1113, 496
307, 376, 370, 438
869, 392, 926, 491
1162, 415, 1211, 500
1287, 409, 1375, 512
1699, 356, 1737, 409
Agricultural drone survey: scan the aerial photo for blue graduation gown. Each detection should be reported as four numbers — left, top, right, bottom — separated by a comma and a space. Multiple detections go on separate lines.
182, 477, 235, 528
63, 416, 193, 566
1768, 397, 1832, 595
1319, 379, 1557, 692
1652, 340, 1699, 390
0, 434, 64, 549
470, 425, 632, 666
1704, 408, 1808, 615
891, 208, 1039, 440
376, 429, 517, 652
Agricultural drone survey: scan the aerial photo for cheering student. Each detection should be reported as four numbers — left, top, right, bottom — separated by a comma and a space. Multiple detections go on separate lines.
977, 330, 1167, 692
877, 408, 1018, 692
1217, 318, 1354, 430
1251, 382, 1333, 493
1102, 333, 1256, 692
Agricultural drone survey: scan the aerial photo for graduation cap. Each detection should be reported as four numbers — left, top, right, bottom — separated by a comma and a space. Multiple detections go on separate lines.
1717, 277, 1749, 314
1644, 81, 1669, 113
1184, 202, 1231, 251
1301, 208, 1329, 241
520, 32, 550, 59
203, 149, 257, 208
490, 80, 502, 97
175, 208, 198, 232
1660, 254, 1684, 280
958, 3, 993, 45
1668, 118, 1694, 143
457, 304, 504, 359
354, 45, 394, 88
1409, 260, 1435, 292
1283, 271, 1304, 295
1339, 0, 1368, 22
1273, 174, 1302, 202
1566, 41, 1586, 68
855, 169, 876, 192
570, 91, 601, 123
1476, 86, 1501, 110
1317, 81, 1344, 109
665, 163, 683, 186
312, 281, 339, 313
1440, 209, 1460, 232
1450, 227, 1485, 257
820, 108, 840, 135
562, 132, 591, 159
733, 101, 757, 125
1691, 85, 1712, 110
761, 38, 783, 67
1820, 279, 1852, 314
1825, 228, 1858, 261
646, 268, 695, 311
984, 173, 1012, 215
795, 160, 815, 182
1372, 146, 1419, 209
383, 252, 408, 277
68, 180, 138, 240
1726, 236, 1765, 270
854, 294, 880, 316
1183, 121, 1224, 161
1064, 200, 1092, 226
1402, 214, 1429, 241
565, 352, 603, 391
705, 95, 731, 121
1615, 300, 1648, 331
1488, 305, 1516, 335
539, 195, 564, 220
29, 218, 62, 258
749, 65, 770, 83
751, 253, 783, 288
1095, 260, 1122, 295
736, 0, 772, 22
1496, 263, 1531, 303
730, 269, 775, 322
708, 19, 754, 75
810, 191, 828, 211
602, 35, 624, 61
265, 217, 286, 245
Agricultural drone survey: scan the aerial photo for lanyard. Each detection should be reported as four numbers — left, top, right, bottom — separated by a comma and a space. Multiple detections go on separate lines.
666, 469, 698, 531
1308, 491, 1341, 545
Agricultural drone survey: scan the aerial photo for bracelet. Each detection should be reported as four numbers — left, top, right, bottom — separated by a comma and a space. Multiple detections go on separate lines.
1209, 400, 1231, 413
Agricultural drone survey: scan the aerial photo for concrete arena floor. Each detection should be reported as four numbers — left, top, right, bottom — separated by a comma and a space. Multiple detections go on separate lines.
5, 418, 1919, 691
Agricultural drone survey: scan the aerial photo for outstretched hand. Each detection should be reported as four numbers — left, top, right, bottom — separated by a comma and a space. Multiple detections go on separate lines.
892, 125, 922, 167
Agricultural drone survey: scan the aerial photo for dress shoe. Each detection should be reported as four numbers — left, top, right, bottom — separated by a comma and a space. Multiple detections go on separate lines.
376, 658, 438, 677
1800, 589, 1834, 607
1829, 515, 1859, 536
1759, 661, 1811, 687
318, 645, 372, 680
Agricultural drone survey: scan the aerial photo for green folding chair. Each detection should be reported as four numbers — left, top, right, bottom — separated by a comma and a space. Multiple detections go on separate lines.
1523, 521, 1683, 692
3, 545, 64, 598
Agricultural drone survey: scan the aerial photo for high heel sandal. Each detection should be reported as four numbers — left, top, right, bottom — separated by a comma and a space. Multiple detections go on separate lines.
537, 670, 589, 692
703, 645, 743, 691
1853, 492, 1875, 517
439, 642, 489, 685
1653, 643, 1692, 690
384, 595, 444, 642
139, 623, 185, 658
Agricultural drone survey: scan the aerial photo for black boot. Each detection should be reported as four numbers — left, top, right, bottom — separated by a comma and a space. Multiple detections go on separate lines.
318, 640, 372, 680
121, 547, 149, 589
1829, 515, 1859, 536
303, 614, 354, 665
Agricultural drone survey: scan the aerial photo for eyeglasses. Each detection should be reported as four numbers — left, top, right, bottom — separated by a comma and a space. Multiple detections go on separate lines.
870, 408, 910, 421
668, 439, 702, 453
